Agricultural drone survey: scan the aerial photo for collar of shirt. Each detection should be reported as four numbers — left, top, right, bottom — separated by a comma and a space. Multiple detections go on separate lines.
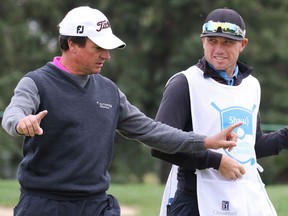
208, 63, 239, 86
197, 58, 253, 86
52, 56, 71, 73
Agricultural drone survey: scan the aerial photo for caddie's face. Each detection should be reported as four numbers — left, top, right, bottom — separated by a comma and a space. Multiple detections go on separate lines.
202, 36, 248, 77
71, 39, 110, 75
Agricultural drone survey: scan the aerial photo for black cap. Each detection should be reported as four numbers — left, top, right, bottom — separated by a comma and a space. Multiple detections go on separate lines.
201, 8, 246, 41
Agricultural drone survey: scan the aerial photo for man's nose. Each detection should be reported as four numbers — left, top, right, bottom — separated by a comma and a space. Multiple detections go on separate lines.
101, 50, 110, 59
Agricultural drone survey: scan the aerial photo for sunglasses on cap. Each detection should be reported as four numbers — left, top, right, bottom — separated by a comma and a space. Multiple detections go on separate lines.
202, 21, 246, 38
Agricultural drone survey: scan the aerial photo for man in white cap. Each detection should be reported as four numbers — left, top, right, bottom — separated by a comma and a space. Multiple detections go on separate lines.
152, 7, 285, 216
2, 6, 241, 216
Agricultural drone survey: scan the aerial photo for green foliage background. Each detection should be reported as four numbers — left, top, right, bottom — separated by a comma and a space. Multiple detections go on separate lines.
1, 0, 288, 184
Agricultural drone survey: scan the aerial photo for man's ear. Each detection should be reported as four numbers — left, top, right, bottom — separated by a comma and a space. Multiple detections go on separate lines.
240, 38, 248, 52
67, 38, 78, 53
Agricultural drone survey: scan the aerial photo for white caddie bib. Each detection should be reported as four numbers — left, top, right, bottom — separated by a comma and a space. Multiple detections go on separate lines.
186, 66, 276, 216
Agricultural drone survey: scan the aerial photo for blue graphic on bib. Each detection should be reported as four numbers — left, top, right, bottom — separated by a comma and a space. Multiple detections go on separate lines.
211, 102, 256, 165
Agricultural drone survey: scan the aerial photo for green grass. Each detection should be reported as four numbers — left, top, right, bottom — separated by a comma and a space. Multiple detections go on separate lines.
0, 180, 21, 207
1, 180, 288, 216
108, 183, 164, 216
266, 185, 288, 215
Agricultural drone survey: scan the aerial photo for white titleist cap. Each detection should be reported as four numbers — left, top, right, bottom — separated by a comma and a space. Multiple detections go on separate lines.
58, 6, 126, 50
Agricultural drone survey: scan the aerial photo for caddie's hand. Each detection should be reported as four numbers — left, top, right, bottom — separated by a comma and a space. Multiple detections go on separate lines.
218, 154, 246, 180
204, 122, 242, 150
16, 110, 48, 137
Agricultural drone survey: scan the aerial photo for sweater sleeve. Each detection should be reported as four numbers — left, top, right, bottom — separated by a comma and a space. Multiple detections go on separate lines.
1, 77, 40, 136
116, 87, 207, 154
150, 74, 223, 170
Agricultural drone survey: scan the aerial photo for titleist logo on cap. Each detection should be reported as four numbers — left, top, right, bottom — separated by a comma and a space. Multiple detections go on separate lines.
97, 20, 110, 32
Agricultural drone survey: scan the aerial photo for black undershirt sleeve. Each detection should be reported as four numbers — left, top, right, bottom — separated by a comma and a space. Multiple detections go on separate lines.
255, 114, 288, 159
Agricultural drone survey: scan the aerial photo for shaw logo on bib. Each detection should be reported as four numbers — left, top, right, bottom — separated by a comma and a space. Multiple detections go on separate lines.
211, 102, 257, 166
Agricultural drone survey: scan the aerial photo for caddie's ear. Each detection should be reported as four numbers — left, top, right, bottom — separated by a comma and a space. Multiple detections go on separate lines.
240, 38, 248, 52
